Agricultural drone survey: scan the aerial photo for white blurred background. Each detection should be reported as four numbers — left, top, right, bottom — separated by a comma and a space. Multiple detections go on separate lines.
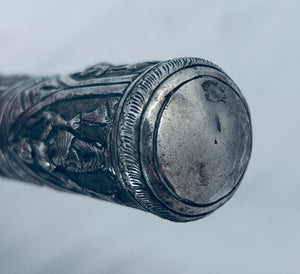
0, 0, 299, 273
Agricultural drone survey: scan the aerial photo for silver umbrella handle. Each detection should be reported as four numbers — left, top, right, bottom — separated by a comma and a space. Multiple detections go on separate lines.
0, 58, 252, 222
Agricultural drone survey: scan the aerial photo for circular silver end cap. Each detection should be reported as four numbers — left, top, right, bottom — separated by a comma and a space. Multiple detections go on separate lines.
117, 58, 252, 221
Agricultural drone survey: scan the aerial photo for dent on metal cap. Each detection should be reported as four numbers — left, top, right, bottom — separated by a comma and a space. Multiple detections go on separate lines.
116, 58, 252, 222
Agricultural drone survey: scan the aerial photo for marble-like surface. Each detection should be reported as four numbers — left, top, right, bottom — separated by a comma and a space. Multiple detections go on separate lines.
0, 0, 299, 273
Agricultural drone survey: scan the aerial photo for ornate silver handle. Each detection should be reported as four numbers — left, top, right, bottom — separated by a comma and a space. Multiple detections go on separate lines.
0, 57, 252, 222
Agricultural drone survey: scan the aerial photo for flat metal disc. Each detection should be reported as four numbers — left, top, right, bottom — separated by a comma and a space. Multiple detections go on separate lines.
156, 76, 251, 205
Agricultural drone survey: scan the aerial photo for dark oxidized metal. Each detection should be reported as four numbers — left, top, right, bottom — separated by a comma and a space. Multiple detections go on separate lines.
0, 58, 252, 222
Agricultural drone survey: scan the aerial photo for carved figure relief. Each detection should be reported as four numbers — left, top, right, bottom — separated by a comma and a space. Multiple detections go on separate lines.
14, 109, 109, 174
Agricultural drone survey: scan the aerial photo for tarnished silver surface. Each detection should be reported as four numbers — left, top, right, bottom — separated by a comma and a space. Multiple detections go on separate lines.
0, 58, 252, 222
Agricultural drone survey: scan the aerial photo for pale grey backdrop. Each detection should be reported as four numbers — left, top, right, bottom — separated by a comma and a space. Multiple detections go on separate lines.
0, 0, 299, 273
